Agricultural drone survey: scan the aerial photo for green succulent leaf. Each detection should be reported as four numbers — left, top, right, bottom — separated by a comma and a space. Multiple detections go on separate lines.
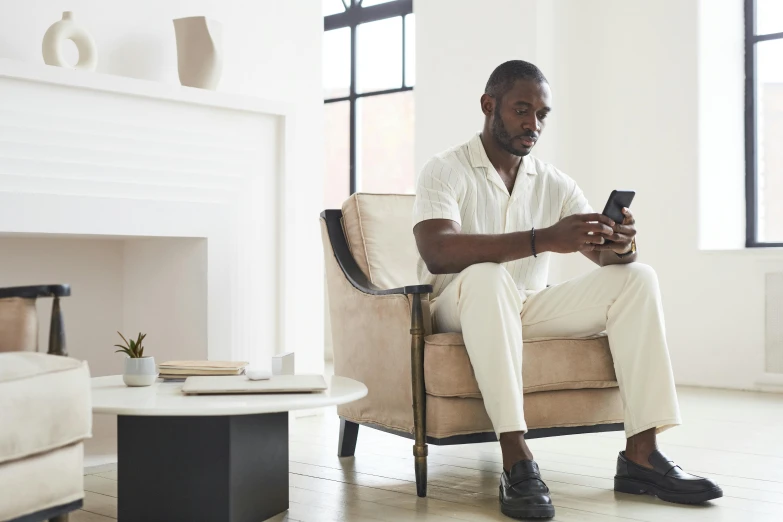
113, 331, 148, 358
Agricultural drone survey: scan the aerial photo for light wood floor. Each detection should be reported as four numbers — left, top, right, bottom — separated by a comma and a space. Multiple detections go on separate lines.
75, 386, 783, 521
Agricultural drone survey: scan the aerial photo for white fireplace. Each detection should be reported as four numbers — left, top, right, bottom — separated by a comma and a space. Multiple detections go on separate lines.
0, 58, 305, 371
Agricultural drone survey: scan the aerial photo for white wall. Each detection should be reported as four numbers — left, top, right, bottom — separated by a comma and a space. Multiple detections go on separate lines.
414, 0, 539, 170
416, 0, 783, 391
0, 0, 326, 374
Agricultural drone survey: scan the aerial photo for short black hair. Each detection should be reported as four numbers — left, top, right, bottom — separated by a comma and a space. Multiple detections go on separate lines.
484, 60, 548, 100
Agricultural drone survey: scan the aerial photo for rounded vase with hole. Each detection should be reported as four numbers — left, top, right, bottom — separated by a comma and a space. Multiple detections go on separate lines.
42, 11, 98, 71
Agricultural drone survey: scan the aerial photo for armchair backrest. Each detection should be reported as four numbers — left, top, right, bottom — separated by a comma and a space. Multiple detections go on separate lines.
0, 298, 38, 352
341, 193, 419, 290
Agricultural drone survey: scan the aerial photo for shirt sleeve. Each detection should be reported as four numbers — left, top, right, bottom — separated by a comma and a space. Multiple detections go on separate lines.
413, 158, 462, 226
559, 173, 593, 219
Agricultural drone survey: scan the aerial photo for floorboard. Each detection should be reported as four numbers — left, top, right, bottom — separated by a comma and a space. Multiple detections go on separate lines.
77, 386, 783, 521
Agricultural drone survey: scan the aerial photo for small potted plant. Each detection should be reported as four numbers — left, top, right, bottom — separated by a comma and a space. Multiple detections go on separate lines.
115, 332, 157, 386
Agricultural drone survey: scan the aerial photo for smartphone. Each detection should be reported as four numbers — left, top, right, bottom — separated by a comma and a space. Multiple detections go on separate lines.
602, 190, 635, 224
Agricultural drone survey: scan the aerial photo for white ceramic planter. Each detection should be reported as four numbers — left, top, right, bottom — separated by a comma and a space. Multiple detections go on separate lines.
123, 356, 158, 387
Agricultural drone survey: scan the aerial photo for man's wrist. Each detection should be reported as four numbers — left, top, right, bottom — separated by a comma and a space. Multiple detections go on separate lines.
535, 227, 552, 254
615, 238, 637, 257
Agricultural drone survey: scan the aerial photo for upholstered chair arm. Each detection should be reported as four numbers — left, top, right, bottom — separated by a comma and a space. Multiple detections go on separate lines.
321, 214, 433, 433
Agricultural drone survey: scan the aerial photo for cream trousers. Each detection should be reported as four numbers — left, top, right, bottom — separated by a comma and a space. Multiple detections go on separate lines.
431, 262, 682, 438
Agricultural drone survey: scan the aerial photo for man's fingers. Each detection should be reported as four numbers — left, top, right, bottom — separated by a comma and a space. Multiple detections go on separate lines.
614, 224, 635, 236
585, 234, 609, 245
622, 207, 635, 225
584, 222, 614, 236
580, 243, 616, 252
610, 232, 631, 243
579, 213, 616, 227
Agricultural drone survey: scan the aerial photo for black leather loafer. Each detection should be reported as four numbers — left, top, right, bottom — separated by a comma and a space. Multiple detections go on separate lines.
614, 449, 723, 504
499, 460, 555, 519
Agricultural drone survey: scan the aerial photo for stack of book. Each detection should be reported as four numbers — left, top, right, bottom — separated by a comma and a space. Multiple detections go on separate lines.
158, 360, 249, 382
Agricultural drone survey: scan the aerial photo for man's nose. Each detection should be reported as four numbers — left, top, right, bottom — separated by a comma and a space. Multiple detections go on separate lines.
522, 115, 541, 133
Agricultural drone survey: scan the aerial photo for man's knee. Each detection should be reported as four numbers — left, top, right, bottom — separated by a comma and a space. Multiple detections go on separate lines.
603, 262, 659, 290
461, 262, 515, 287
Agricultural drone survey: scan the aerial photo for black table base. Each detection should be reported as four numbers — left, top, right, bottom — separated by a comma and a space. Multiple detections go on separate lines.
118, 412, 288, 522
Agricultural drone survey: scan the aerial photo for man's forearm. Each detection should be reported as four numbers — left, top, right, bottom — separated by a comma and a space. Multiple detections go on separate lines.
423, 230, 537, 274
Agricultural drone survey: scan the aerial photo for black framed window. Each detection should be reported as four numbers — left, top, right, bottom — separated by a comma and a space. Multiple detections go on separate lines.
322, 0, 415, 209
745, 0, 783, 246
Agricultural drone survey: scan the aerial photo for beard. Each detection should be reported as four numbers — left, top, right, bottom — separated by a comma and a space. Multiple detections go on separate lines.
491, 105, 533, 157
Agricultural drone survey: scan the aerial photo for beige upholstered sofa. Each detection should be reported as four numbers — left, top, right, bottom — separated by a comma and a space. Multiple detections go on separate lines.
321, 194, 624, 497
0, 286, 91, 522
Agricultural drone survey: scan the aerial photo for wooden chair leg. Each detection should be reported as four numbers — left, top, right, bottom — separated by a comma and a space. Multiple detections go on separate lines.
338, 417, 359, 457
48, 295, 67, 356
410, 293, 428, 497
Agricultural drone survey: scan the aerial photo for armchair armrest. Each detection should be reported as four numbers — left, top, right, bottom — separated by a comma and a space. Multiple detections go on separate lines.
321, 210, 432, 296
0, 285, 71, 299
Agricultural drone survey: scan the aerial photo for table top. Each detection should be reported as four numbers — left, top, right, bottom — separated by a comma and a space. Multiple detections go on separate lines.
91, 375, 367, 416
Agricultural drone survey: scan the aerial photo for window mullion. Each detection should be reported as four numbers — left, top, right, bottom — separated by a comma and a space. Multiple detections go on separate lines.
401, 15, 406, 88
744, 0, 758, 245
349, 23, 358, 195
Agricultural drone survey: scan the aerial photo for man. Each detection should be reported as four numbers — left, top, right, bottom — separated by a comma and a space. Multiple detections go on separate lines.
412, 60, 721, 520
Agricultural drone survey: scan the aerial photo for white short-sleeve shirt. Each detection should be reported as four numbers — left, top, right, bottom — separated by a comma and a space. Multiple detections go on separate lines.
413, 133, 592, 299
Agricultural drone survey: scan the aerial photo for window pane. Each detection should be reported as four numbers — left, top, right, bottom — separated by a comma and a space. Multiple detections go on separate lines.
356, 91, 415, 194
756, 39, 783, 242
323, 0, 346, 17
357, 17, 402, 93
362, 0, 395, 6
323, 28, 351, 99
324, 101, 350, 209
405, 14, 415, 87
756, 0, 783, 36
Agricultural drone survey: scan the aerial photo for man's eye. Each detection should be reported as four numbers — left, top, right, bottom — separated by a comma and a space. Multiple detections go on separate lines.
539, 113, 548, 120
515, 110, 527, 116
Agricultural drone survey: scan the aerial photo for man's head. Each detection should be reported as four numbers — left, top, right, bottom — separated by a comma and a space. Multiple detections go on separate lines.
482, 60, 552, 157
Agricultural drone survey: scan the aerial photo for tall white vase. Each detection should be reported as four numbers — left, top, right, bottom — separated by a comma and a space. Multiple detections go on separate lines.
173, 16, 223, 90
42, 11, 98, 71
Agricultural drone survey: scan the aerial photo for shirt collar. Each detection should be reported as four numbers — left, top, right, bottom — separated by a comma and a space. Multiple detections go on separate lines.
467, 132, 538, 175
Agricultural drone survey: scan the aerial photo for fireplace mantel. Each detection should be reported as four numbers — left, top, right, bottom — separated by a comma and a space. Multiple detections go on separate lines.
0, 58, 293, 117
0, 58, 297, 367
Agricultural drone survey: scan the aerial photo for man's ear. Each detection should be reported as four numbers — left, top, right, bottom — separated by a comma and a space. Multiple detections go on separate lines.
480, 93, 495, 117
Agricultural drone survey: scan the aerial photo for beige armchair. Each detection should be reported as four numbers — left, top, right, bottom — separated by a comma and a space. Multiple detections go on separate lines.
0, 285, 91, 522
322, 193, 624, 497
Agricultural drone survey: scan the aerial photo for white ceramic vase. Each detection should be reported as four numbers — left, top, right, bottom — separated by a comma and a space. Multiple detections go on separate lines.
173, 16, 223, 90
42, 11, 98, 71
123, 356, 158, 387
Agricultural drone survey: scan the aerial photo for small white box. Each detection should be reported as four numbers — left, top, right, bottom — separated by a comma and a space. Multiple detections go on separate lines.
272, 352, 295, 376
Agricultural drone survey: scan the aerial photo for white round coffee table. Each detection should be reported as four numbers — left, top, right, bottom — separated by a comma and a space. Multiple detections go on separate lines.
91, 375, 367, 522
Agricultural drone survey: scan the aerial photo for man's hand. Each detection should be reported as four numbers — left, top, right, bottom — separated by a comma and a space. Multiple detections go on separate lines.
608, 207, 636, 254
538, 213, 616, 254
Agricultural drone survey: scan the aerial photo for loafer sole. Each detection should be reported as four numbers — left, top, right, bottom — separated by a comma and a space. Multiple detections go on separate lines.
614, 476, 723, 504
499, 487, 555, 519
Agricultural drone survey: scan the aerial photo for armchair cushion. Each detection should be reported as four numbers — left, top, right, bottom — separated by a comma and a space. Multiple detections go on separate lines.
0, 352, 92, 465
342, 193, 419, 290
426, 388, 624, 438
424, 333, 617, 398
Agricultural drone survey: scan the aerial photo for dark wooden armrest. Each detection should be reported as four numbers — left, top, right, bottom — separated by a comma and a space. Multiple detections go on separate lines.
321, 210, 432, 296
0, 285, 71, 299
